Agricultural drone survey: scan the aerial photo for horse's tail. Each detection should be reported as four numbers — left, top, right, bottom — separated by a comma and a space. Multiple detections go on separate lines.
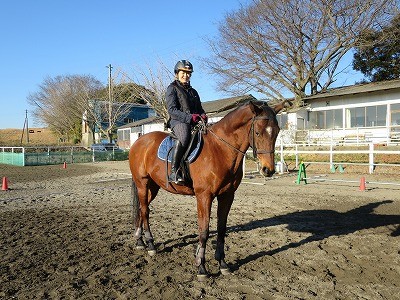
131, 179, 140, 229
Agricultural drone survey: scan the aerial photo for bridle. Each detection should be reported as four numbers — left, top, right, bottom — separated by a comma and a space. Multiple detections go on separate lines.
249, 116, 276, 158
208, 114, 277, 158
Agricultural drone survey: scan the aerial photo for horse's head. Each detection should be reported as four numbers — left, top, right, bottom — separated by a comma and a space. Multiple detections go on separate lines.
249, 101, 289, 177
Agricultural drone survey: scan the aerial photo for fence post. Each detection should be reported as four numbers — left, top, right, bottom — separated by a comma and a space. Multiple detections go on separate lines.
369, 143, 374, 174
329, 144, 334, 171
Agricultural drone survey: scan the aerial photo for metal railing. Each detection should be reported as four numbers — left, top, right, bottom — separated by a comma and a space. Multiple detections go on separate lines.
0, 146, 128, 166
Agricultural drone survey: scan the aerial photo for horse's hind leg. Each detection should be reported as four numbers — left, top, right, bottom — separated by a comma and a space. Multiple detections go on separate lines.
215, 192, 234, 275
131, 180, 145, 250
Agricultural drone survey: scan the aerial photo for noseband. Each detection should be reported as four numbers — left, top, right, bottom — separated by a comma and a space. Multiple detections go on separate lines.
249, 116, 276, 158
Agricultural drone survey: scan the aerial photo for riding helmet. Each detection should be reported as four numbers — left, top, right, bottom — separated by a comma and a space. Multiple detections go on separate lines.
174, 60, 193, 74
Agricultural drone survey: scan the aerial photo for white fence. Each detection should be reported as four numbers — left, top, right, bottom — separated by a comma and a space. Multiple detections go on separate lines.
275, 142, 400, 174
277, 125, 400, 146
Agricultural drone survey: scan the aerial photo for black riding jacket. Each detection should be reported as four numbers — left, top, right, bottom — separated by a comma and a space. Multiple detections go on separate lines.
166, 80, 205, 129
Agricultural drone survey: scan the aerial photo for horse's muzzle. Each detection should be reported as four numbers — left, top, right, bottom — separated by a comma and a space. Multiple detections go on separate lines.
260, 166, 275, 177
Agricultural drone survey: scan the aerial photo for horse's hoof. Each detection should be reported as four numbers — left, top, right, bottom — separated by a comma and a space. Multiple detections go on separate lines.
135, 238, 146, 250
197, 264, 208, 281
220, 260, 231, 275
196, 273, 208, 282
220, 267, 231, 275
147, 240, 156, 256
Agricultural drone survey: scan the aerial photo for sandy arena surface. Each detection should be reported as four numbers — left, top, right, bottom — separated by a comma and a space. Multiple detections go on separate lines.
0, 161, 399, 299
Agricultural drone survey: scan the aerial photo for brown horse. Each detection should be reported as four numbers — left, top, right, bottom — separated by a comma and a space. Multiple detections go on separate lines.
129, 100, 287, 279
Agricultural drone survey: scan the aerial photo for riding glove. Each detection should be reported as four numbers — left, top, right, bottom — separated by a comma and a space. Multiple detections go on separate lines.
191, 114, 201, 124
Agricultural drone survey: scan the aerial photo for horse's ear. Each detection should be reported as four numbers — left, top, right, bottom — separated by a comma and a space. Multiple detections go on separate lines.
249, 100, 264, 115
273, 100, 292, 114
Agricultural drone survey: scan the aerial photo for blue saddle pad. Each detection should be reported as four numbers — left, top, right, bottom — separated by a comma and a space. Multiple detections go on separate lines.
157, 135, 201, 163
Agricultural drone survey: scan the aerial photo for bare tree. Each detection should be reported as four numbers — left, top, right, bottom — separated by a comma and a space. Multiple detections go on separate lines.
73, 68, 150, 143
204, 0, 398, 105
27, 75, 102, 142
124, 59, 174, 124
28, 70, 162, 144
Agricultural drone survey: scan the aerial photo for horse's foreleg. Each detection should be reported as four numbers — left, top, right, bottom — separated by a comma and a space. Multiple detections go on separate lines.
195, 196, 213, 280
216, 192, 234, 275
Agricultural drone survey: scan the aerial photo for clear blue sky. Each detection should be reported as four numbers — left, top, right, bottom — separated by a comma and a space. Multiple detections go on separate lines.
0, 0, 363, 129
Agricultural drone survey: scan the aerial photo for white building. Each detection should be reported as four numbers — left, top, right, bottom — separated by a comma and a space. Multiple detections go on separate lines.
278, 79, 400, 145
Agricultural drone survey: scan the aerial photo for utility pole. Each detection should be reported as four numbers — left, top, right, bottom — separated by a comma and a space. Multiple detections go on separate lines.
20, 110, 29, 144
106, 64, 113, 143
106, 64, 113, 102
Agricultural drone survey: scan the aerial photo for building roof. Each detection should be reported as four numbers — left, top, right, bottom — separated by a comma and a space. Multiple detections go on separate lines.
118, 116, 164, 129
202, 94, 257, 114
304, 79, 400, 101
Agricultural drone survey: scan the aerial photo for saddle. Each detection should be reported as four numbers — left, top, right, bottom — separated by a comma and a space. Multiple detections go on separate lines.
157, 129, 203, 184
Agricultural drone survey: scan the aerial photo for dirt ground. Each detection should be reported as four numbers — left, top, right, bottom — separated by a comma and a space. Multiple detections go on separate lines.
0, 161, 399, 299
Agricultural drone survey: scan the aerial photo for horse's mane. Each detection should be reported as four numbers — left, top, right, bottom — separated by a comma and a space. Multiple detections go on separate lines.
211, 100, 275, 129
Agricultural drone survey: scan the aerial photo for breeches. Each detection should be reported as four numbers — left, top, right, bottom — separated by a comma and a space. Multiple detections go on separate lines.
172, 123, 191, 148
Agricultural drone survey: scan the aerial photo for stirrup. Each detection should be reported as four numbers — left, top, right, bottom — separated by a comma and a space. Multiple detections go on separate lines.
168, 171, 185, 185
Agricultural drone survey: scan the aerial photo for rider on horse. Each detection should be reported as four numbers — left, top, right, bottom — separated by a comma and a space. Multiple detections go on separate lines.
165, 60, 208, 185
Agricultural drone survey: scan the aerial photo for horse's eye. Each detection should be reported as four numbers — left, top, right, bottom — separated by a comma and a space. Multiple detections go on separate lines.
255, 132, 260, 136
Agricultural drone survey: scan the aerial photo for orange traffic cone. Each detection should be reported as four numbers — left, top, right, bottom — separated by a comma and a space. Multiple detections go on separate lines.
62, 162, 67, 169
2, 177, 9, 191
359, 176, 366, 191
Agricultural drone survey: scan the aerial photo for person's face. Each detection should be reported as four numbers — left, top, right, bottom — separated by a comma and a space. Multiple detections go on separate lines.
177, 70, 192, 84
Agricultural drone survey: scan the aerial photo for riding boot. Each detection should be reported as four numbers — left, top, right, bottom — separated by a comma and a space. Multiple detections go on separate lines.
168, 141, 185, 185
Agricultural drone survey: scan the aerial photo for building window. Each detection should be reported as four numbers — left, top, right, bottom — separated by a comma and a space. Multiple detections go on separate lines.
377, 105, 386, 126
354, 107, 365, 127
117, 130, 123, 141
277, 114, 288, 129
391, 103, 400, 125
124, 118, 134, 124
333, 109, 343, 128
347, 105, 387, 128
308, 109, 342, 129
316, 111, 324, 129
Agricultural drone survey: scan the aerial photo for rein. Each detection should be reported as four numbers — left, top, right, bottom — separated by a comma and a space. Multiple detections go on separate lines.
208, 115, 276, 158
208, 128, 247, 156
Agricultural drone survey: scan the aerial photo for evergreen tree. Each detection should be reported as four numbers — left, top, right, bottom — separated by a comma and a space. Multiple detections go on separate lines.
353, 14, 400, 82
